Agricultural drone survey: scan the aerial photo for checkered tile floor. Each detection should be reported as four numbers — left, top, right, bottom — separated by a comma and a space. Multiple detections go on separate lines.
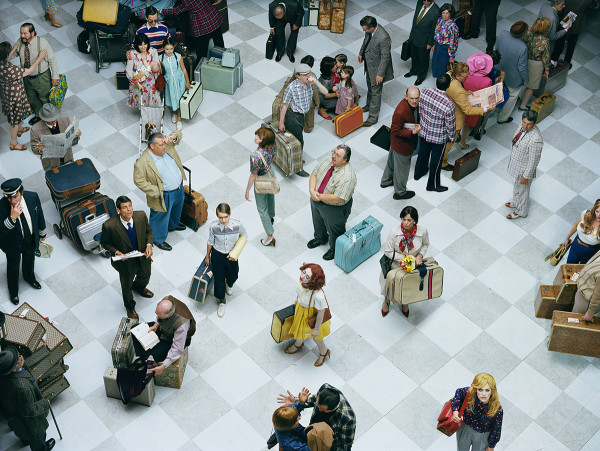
1, 0, 600, 450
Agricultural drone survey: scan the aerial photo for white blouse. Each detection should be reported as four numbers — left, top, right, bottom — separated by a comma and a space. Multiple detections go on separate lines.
296, 285, 327, 310
577, 210, 600, 246
383, 224, 430, 262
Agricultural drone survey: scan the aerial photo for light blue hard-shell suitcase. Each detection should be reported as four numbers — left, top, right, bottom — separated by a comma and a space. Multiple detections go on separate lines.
334, 216, 383, 273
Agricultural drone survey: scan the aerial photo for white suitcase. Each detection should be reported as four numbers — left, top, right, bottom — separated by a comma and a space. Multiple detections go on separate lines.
103, 367, 155, 406
180, 81, 203, 120
194, 58, 205, 83
77, 213, 110, 251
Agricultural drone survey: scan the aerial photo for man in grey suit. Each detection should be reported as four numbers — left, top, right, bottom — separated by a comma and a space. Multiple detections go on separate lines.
406, 0, 440, 85
539, 0, 571, 57
358, 16, 394, 127
495, 21, 529, 124
506, 110, 543, 220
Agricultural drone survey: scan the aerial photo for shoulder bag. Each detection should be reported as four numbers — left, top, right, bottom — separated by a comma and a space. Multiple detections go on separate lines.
379, 249, 395, 278
307, 290, 332, 329
254, 151, 280, 194
437, 389, 469, 437
155, 54, 165, 92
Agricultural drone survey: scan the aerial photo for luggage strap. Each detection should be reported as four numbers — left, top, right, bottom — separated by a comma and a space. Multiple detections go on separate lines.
418, 265, 427, 291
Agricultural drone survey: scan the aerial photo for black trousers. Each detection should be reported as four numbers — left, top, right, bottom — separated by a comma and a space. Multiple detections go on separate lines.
118, 259, 151, 311
28, 433, 46, 451
414, 138, 445, 190
469, 0, 501, 48
284, 110, 305, 149
133, 334, 171, 363
210, 248, 239, 301
193, 29, 225, 59
310, 198, 353, 251
410, 44, 431, 80
274, 22, 300, 57
6, 239, 36, 297
551, 33, 580, 63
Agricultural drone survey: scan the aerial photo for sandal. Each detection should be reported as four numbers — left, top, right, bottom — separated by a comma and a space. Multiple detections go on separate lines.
505, 202, 516, 208
9, 143, 27, 151
318, 110, 332, 120
506, 212, 520, 220
17, 126, 30, 137
284, 343, 304, 354
457, 142, 469, 150
314, 349, 331, 367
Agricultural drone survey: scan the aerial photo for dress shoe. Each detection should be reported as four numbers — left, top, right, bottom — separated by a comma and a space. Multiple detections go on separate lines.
134, 287, 154, 298
10, 295, 19, 305
314, 349, 330, 367
307, 239, 327, 249
393, 190, 415, 200
27, 279, 41, 289
380, 181, 393, 188
362, 121, 374, 127
441, 164, 454, 172
127, 309, 139, 320
275, 54, 283, 62
28, 116, 41, 125
296, 169, 309, 177
46, 438, 56, 451
414, 79, 424, 86
176, 222, 186, 231
288, 54, 295, 63
426, 186, 448, 192
217, 300, 227, 318
362, 106, 369, 112
322, 249, 335, 261
153, 241, 172, 251
497, 117, 513, 124
404, 71, 415, 78
402, 306, 409, 317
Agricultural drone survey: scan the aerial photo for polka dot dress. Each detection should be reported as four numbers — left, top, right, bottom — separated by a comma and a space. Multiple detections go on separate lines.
0, 61, 31, 126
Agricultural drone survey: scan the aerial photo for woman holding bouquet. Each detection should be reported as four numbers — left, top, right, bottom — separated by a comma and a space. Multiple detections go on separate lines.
380, 206, 429, 318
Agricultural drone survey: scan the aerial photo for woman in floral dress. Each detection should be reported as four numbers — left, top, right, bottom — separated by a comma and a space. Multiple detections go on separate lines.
519, 17, 551, 111
126, 34, 161, 108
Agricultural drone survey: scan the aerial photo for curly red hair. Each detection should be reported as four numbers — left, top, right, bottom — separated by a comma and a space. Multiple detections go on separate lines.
300, 263, 325, 290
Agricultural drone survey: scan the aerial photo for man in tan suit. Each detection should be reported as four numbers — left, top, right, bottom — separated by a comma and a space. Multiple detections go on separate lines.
100, 196, 154, 319
134, 131, 187, 251
30, 104, 80, 171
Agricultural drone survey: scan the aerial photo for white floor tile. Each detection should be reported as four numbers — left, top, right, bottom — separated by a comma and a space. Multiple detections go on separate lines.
209, 292, 271, 345
55, 401, 112, 451
64, 340, 112, 398
505, 422, 570, 451
471, 211, 529, 254
478, 257, 538, 304
192, 409, 265, 451
565, 365, 600, 418
115, 406, 188, 450
420, 359, 474, 405
354, 417, 420, 451
486, 307, 548, 360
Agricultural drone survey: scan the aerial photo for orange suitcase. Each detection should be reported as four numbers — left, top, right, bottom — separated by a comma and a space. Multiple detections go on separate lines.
334, 106, 363, 137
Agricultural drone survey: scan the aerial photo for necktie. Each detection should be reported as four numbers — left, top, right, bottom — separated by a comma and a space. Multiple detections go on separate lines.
24, 43, 31, 69
416, 6, 427, 24
20, 211, 32, 240
317, 166, 335, 194
128, 222, 132, 231
512, 129, 523, 146
361, 33, 372, 59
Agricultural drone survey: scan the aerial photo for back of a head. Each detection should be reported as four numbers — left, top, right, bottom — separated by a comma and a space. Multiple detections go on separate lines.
272, 406, 298, 431
359, 16, 377, 29
318, 387, 340, 410
301, 55, 315, 68
436, 73, 451, 90
320, 56, 336, 78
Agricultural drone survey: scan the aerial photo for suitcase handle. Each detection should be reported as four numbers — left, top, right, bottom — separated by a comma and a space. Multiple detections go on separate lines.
183, 165, 193, 201
84, 214, 96, 222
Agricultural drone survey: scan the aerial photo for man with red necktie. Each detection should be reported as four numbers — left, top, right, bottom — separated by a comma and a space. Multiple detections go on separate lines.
307, 145, 357, 261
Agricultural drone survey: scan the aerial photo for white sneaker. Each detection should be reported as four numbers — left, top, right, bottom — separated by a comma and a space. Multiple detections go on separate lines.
176, 121, 182, 130
217, 301, 226, 318
225, 285, 233, 295
171, 113, 177, 124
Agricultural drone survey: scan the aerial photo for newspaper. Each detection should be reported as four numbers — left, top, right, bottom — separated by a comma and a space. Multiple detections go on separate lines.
403, 123, 416, 130
467, 83, 504, 109
561, 11, 577, 28
111, 250, 145, 262
40, 117, 79, 159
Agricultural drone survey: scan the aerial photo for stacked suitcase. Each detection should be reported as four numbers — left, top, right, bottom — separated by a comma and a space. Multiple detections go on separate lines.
200, 56, 243, 95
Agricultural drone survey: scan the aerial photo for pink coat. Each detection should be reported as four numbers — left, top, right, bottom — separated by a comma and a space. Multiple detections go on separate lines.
463, 74, 492, 127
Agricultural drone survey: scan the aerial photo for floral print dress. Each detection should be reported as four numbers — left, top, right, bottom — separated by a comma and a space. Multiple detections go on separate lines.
126, 48, 161, 108
0, 61, 31, 126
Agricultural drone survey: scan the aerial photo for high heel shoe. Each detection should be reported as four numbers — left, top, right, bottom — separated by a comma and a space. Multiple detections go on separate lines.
261, 237, 276, 247
402, 305, 409, 318
285, 342, 304, 354
381, 298, 390, 317
314, 349, 331, 367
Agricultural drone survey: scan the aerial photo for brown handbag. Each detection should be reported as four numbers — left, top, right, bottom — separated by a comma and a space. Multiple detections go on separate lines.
307, 290, 332, 329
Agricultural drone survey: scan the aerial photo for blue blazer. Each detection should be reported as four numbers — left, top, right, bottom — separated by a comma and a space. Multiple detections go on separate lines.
0, 191, 46, 255
496, 30, 529, 88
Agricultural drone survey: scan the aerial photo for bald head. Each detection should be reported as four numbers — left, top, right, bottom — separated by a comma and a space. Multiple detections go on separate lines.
156, 297, 175, 319
405, 86, 420, 108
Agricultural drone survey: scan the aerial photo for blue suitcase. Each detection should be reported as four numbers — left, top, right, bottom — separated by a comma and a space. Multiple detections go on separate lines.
45, 158, 100, 202
334, 216, 383, 273
188, 260, 214, 303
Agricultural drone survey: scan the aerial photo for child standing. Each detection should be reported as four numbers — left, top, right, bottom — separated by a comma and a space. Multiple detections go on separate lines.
161, 38, 191, 130
332, 53, 347, 86
334, 66, 359, 115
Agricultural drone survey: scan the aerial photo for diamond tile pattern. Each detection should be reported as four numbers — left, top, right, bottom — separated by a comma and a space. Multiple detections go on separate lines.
1, 0, 600, 449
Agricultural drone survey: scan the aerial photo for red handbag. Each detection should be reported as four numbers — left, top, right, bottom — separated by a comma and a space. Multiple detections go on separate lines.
437, 389, 469, 436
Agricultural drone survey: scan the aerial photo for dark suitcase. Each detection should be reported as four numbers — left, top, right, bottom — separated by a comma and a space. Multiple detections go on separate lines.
40, 375, 70, 401
116, 71, 129, 90
370, 125, 391, 151
45, 158, 100, 201
534, 60, 569, 97
271, 304, 295, 343
451, 148, 481, 181
454, 8, 473, 37
175, 44, 196, 82
181, 166, 208, 232
37, 361, 69, 386
89, 23, 136, 72
548, 311, 600, 358
111, 317, 138, 368
212, 0, 229, 34
60, 193, 117, 248
77, 30, 90, 54
188, 260, 214, 303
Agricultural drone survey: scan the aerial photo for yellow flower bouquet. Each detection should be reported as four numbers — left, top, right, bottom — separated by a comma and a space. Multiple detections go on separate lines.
400, 254, 416, 273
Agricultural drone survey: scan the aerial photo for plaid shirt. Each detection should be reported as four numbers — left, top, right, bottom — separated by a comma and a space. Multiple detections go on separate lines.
283, 79, 315, 114
312, 157, 356, 204
162, 0, 222, 37
305, 384, 356, 451
507, 125, 543, 180
418, 87, 456, 145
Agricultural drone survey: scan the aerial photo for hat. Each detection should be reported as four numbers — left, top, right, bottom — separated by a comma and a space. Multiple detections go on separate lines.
295, 63, 311, 75
0, 348, 19, 375
467, 52, 493, 76
1, 178, 22, 198
39, 103, 60, 122
510, 21, 528, 38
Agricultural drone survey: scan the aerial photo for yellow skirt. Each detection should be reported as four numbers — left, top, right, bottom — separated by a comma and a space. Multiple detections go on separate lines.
289, 301, 331, 340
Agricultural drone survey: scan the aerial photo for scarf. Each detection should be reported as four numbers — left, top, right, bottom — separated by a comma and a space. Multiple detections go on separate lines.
398, 224, 417, 253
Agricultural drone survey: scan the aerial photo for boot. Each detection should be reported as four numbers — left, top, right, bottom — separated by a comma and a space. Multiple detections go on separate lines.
45, 13, 63, 28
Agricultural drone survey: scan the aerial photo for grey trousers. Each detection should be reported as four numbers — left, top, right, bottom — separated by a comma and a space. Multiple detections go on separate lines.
365, 68, 383, 123
381, 150, 412, 195
497, 84, 522, 122
311, 198, 353, 251
456, 423, 490, 451
23, 69, 52, 116
254, 190, 275, 236
512, 177, 532, 217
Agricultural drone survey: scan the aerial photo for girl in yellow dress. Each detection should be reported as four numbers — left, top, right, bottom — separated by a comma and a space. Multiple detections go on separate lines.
286, 263, 331, 367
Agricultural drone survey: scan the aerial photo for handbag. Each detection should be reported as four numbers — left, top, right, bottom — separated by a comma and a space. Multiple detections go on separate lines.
254, 152, 280, 194
546, 239, 572, 266
307, 290, 332, 329
266, 33, 275, 59
36, 241, 53, 258
155, 74, 165, 91
49, 74, 68, 110
401, 39, 411, 61
379, 250, 395, 278
437, 389, 469, 437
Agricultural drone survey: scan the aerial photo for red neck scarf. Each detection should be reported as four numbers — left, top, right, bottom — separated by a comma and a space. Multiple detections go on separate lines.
399, 224, 417, 252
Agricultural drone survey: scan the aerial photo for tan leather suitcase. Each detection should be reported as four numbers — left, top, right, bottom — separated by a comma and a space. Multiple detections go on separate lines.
386, 258, 444, 305
553, 264, 584, 304
271, 304, 295, 343
548, 310, 600, 358
318, 0, 332, 30
530, 92, 555, 123
330, 1, 346, 34
82, 0, 119, 25
534, 284, 571, 319
181, 166, 208, 232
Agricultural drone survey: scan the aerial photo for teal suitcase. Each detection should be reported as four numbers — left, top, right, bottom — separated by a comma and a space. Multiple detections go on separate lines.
201, 57, 243, 95
334, 216, 383, 272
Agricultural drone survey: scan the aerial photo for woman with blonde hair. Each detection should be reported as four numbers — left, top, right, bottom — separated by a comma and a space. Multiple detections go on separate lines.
519, 17, 551, 111
564, 200, 600, 264
450, 372, 503, 450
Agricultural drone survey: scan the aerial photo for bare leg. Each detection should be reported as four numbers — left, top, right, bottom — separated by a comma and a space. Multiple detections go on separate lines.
314, 338, 329, 365
520, 89, 533, 109
285, 338, 305, 354
10, 124, 19, 146
176, 109, 181, 121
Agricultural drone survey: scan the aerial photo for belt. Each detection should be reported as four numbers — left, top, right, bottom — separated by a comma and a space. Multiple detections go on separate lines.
577, 237, 600, 248
163, 183, 182, 193
289, 110, 305, 116
27, 69, 49, 80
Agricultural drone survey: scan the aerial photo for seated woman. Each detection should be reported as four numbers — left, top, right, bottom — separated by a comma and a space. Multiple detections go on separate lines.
380, 206, 429, 318
564, 200, 600, 264
126, 33, 161, 108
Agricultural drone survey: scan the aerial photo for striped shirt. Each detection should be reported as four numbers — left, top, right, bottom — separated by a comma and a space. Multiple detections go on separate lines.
136, 23, 171, 53
312, 157, 357, 204
283, 79, 315, 114
207, 218, 247, 254
418, 87, 456, 145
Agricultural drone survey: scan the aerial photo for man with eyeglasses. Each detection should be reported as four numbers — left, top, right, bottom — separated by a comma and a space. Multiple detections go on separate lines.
307, 145, 357, 261
136, 6, 171, 54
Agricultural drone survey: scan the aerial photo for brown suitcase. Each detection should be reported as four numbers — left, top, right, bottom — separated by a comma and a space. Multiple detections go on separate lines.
534, 284, 571, 319
181, 166, 208, 232
548, 310, 600, 358
318, 0, 332, 30
330, 1, 346, 34
1, 314, 46, 356
530, 93, 555, 123
451, 148, 481, 181
40, 375, 70, 400
553, 264, 584, 304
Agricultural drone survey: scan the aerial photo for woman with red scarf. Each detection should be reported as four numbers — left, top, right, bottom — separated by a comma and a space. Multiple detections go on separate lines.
380, 206, 429, 318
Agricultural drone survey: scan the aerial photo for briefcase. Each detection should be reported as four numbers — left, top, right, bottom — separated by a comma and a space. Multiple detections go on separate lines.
104, 367, 155, 406
188, 259, 214, 303
534, 284, 570, 319
530, 93, 555, 124
334, 106, 364, 137
330, 1, 346, 34
116, 71, 129, 90
60, 193, 117, 249
318, 0, 332, 30
386, 258, 444, 305
553, 264, 584, 304
1, 314, 46, 356
40, 375, 70, 400
82, 0, 118, 25
201, 57, 243, 95
451, 148, 481, 181
262, 120, 303, 176
401, 40, 411, 61
45, 158, 100, 201
271, 304, 295, 343
534, 60, 569, 97
209, 46, 240, 68
181, 166, 208, 232
548, 310, 600, 358
370, 125, 391, 150
112, 317, 138, 369
77, 212, 111, 251
334, 216, 383, 273
38, 361, 69, 386
180, 81, 203, 120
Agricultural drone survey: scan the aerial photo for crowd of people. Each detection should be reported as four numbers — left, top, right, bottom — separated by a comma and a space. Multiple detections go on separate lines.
1, 1, 599, 450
